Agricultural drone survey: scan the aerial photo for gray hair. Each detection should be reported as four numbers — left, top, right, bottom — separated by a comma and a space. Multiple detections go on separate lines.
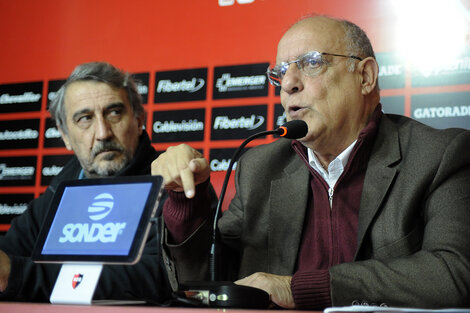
49, 62, 144, 134
338, 19, 377, 72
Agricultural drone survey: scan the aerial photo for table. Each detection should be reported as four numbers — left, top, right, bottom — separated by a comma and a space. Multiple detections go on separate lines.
0, 302, 322, 313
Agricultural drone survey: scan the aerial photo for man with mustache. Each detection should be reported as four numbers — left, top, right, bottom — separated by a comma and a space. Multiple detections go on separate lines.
152, 15, 470, 309
0, 62, 172, 302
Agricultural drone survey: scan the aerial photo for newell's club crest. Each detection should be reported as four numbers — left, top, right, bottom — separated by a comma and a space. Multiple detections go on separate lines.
72, 273, 83, 289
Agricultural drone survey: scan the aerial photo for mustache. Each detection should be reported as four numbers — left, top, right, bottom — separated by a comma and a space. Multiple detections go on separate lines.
91, 141, 125, 159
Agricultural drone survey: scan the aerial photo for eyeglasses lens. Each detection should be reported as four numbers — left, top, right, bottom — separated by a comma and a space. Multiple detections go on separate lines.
267, 51, 324, 87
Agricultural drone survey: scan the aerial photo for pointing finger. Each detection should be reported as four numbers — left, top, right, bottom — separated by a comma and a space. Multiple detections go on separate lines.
180, 166, 196, 198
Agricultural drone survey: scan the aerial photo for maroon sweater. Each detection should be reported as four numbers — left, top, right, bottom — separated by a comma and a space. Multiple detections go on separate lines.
164, 106, 382, 309
290, 107, 381, 309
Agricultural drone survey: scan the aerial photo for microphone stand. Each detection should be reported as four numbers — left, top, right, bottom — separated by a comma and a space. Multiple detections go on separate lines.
210, 129, 279, 281
178, 120, 307, 308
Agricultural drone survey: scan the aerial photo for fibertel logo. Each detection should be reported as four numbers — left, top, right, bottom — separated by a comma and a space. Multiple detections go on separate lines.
58, 192, 126, 243
72, 273, 83, 289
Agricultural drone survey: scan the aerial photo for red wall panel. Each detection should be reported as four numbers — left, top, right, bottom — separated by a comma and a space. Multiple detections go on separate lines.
1, 0, 469, 232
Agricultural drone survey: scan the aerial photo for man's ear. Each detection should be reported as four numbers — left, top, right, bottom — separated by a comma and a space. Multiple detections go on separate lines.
58, 126, 73, 151
358, 57, 379, 95
137, 112, 145, 135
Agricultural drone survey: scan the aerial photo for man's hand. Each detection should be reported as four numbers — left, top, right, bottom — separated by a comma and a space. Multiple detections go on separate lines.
235, 272, 294, 309
151, 144, 210, 198
0, 250, 11, 292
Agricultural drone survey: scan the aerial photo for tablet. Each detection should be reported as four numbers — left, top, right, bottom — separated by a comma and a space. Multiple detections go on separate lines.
32, 175, 164, 264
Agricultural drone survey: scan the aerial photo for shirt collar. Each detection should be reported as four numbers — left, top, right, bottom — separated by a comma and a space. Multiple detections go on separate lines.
307, 139, 357, 176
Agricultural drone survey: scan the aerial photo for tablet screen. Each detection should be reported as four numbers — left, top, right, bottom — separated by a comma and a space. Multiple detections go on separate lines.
32, 175, 164, 264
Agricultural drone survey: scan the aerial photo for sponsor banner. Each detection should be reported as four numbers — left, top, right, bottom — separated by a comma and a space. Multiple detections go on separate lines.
274, 103, 287, 128
0, 82, 43, 113
274, 103, 287, 138
133, 72, 149, 104
213, 63, 269, 99
0, 119, 40, 150
210, 148, 240, 172
154, 68, 207, 103
47, 79, 66, 109
382, 96, 405, 116
43, 118, 65, 148
0, 193, 34, 224
152, 109, 205, 142
211, 105, 267, 140
0, 156, 37, 186
41, 154, 74, 186
411, 91, 470, 130
209, 148, 243, 212
411, 49, 470, 87
376, 52, 406, 89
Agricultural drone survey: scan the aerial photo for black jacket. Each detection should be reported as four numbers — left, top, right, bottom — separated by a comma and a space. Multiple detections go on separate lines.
0, 132, 172, 303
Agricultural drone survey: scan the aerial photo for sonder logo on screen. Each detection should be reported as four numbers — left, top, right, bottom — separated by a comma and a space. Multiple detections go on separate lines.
88, 193, 113, 220
42, 182, 152, 256
59, 192, 125, 244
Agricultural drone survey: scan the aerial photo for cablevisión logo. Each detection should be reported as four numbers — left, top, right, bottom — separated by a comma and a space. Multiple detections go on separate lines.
152, 109, 205, 142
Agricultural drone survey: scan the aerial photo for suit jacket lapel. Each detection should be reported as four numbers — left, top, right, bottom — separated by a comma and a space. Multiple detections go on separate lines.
355, 115, 402, 259
268, 155, 310, 274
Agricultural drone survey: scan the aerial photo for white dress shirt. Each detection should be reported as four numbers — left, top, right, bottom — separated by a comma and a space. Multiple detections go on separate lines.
307, 140, 357, 207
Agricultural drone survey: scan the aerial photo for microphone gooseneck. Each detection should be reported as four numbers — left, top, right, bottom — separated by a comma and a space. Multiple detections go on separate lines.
210, 119, 308, 281
177, 120, 308, 309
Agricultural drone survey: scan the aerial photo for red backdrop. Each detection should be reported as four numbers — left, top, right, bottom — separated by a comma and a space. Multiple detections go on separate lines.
1, 0, 469, 232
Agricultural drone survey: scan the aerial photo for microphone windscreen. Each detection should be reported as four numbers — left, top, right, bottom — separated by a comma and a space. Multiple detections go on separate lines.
278, 120, 308, 139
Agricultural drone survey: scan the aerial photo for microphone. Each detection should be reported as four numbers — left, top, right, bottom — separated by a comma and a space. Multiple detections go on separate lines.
276, 119, 309, 139
177, 120, 308, 308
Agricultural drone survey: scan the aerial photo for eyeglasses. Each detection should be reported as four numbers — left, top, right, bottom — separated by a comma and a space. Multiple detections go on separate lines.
266, 51, 363, 87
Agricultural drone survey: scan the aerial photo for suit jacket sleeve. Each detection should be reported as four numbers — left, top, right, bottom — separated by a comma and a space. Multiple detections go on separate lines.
162, 183, 219, 288
330, 121, 470, 307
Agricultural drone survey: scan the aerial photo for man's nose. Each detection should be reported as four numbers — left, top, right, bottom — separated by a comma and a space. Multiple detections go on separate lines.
281, 64, 304, 94
95, 117, 113, 140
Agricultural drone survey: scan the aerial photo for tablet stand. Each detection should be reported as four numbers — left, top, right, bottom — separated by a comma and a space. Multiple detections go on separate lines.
50, 263, 103, 305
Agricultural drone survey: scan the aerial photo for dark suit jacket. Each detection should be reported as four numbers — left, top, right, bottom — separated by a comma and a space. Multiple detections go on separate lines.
0, 132, 172, 302
165, 114, 470, 307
